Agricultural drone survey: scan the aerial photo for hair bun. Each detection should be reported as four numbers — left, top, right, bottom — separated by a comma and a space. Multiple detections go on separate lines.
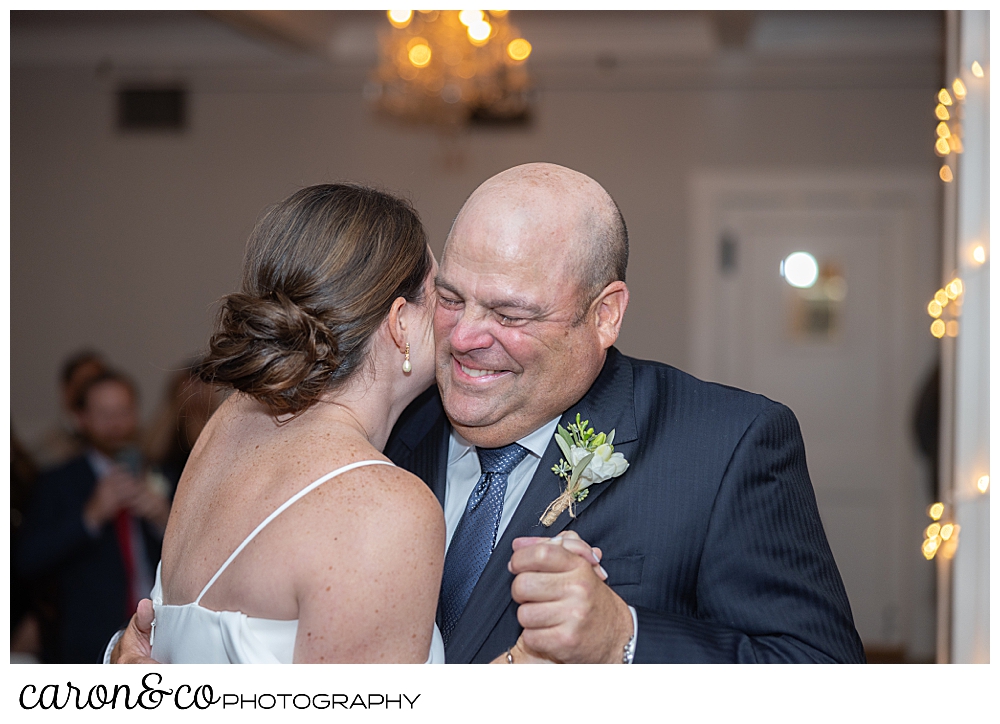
198, 183, 431, 416
201, 291, 341, 414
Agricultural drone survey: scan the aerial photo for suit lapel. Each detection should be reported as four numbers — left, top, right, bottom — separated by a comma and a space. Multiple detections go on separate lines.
410, 412, 450, 507
444, 348, 638, 663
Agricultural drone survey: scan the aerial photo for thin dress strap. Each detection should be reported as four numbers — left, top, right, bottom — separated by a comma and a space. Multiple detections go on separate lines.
194, 459, 394, 605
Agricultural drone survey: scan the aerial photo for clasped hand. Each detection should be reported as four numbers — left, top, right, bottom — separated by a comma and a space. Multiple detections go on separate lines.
507, 530, 634, 664
83, 466, 170, 532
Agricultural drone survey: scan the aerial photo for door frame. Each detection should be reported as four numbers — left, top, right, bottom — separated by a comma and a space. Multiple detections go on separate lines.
688, 169, 939, 656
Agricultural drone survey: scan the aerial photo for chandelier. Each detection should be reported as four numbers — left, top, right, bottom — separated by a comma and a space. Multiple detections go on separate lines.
367, 10, 532, 127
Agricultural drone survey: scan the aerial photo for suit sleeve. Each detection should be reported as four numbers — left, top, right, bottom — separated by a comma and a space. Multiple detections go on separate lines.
16, 471, 98, 577
633, 402, 866, 663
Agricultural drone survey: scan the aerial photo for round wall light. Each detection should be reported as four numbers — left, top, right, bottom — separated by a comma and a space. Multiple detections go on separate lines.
780, 251, 819, 289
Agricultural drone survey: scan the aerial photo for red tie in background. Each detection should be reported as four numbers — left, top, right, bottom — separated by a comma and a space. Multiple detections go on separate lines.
114, 510, 137, 618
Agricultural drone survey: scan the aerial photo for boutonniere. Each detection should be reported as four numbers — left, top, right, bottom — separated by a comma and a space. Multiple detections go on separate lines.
540, 413, 629, 526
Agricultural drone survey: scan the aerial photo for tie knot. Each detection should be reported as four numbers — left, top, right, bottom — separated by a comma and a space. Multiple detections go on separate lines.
476, 443, 529, 476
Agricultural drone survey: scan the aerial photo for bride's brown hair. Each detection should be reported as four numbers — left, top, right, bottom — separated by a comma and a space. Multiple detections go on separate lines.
199, 183, 431, 415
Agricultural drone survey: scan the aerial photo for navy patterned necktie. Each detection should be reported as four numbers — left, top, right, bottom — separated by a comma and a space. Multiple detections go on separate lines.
439, 442, 529, 646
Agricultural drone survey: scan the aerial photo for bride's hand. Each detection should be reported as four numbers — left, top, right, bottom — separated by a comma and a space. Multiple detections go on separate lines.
510, 531, 608, 581
489, 636, 556, 664
111, 599, 159, 664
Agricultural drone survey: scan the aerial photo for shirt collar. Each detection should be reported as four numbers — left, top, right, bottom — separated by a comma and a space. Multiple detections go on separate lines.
449, 416, 562, 464
87, 448, 115, 478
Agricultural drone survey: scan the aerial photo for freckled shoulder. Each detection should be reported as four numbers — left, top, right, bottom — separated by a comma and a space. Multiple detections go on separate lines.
285, 461, 443, 535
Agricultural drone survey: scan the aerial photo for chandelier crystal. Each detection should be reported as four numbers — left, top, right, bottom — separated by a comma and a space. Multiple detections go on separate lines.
368, 10, 532, 127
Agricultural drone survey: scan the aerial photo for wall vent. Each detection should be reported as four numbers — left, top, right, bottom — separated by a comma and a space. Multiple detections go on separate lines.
117, 87, 186, 132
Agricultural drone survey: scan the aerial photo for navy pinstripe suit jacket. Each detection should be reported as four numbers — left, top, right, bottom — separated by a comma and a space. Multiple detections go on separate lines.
385, 347, 866, 663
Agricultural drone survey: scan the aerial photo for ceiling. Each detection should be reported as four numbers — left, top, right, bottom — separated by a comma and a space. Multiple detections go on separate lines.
11, 10, 943, 91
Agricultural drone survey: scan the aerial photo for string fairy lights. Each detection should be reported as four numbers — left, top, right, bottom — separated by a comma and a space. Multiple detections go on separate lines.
922, 502, 960, 560
926, 277, 963, 338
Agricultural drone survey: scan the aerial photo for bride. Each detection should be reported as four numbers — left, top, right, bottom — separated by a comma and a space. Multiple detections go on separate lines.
140, 184, 447, 663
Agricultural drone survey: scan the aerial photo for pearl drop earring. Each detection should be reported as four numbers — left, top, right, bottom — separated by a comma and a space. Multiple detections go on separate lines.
402, 343, 412, 373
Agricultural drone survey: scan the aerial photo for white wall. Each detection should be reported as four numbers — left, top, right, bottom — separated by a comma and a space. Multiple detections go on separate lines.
11, 67, 941, 448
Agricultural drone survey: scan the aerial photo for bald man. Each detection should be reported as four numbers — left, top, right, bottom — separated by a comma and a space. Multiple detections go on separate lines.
113, 163, 864, 664
390, 163, 864, 663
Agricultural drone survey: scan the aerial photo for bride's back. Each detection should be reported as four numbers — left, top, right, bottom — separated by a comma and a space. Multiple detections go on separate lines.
155, 184, 443, 662
161, 394, 385, 619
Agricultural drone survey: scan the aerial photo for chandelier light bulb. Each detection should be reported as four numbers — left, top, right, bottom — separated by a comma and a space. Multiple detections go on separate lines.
977, 475, 989, 493
971, 61, 984, 77
388, 10, 413, 28
939, 166, 953, 183
972, 245, 986, 264
934, 137, 950, 156
459, 10, 485, 27
507, 38, 532, 61
935, 103, 950, 120
936, 122, 951, 138
408, 42, 432, 68
952, 78, 967, 100
937, 88, 953, 105
467, 20, 492, 43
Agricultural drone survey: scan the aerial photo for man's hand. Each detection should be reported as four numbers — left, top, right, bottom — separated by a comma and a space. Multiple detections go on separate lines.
508, 531, 634, 663
110, 599, 159, 664
82, 467, 134, 531
126, 483, 171, 532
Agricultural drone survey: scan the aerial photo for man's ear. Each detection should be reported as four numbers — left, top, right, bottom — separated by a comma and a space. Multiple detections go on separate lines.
385, 296, 409, 352
592, 281, 629, 350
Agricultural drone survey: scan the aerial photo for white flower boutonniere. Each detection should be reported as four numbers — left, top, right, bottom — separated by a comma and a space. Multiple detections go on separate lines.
540, 413, 629, 526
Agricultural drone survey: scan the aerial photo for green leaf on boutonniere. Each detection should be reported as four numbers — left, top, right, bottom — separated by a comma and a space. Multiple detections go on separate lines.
555, 426, 573, 461
569, 452, 594, 487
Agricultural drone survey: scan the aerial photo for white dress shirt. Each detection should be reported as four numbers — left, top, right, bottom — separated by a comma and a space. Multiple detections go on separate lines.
443, 417, 561, 548
443, 417, 638, 661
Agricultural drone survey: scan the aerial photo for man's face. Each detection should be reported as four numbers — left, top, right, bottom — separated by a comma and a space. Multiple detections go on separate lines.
62, 359, 104, 415
77, 381, 138, 456
433, 197, 606, 448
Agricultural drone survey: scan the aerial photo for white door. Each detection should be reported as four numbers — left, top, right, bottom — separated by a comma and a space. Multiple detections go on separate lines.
689, 172, 939, 658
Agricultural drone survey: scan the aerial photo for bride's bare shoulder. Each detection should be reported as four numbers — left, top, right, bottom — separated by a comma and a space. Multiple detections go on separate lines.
293, 457, 442, 531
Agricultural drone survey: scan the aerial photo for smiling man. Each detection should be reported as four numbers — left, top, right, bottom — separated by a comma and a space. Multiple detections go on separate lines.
388, 162, 865, 663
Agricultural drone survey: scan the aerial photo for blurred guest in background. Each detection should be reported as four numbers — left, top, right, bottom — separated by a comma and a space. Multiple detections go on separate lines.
32, 350, 107, 470
17, 370, 171, 663
143, 362, 223, 491
11, 430, 58, 663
